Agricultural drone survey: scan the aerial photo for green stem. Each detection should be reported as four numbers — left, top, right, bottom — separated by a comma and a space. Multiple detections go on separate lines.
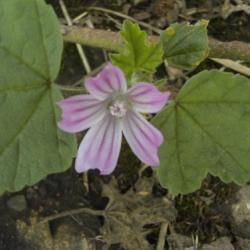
61, 25, 250, 62
55, 84, 85, 93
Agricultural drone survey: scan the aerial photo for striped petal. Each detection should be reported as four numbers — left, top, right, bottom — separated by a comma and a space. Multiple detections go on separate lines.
57, 95, 106, 133
75, 114, 123, 175
122, 111, 163, 166
85, 63, 127, 100
128, 83, 170, 113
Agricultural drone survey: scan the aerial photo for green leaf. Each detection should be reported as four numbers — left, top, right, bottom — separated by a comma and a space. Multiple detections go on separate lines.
0, 0, 76, 193
152, 70, 250, 195
111, 20, 163, 79
161, 20, 209, 70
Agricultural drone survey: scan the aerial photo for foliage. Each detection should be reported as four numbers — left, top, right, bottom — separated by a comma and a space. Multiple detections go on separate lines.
111, 20, 163, 80
161, 20, 209, 70
0, 0, 76, 193
153, 71, 250, 194
1, 0, 250, 196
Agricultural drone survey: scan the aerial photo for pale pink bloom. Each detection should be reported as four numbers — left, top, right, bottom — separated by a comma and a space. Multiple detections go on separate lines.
58, 63, 170, 175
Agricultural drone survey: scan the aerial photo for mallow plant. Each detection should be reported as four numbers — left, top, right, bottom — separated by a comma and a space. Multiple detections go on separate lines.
1, 0, 250, 195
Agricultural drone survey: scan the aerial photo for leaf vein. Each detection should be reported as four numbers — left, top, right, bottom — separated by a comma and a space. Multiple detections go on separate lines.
0, 84, 45, 94
34, 0, 50, 79
179, 103, 249, 175
0, 87, 47, 158
0, 46, 47, 80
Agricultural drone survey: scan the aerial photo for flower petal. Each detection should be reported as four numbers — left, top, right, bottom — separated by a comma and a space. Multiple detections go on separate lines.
57, 95, 106, 133
85, 63, 127, 100
128, 83, 170, 113
122, 111, 163, 166
75, 115, 123, 175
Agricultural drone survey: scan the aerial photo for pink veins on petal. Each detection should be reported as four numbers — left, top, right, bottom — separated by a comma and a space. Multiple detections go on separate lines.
58, 63, 170, 175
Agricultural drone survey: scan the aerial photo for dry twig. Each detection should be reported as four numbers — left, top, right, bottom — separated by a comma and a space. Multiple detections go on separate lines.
59, 0, 91, 73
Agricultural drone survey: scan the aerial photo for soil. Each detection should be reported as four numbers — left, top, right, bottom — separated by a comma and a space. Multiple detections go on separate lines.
1, 0, 250, 249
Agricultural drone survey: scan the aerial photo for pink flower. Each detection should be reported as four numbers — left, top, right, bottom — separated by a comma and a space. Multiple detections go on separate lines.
58, 63, 170, 175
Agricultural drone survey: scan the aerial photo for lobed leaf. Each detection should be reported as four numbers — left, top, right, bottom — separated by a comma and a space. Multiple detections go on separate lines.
0, 0, 76, 193
153, 70, 250, 194
111, 20, 163, 79
161, 20, 209, 70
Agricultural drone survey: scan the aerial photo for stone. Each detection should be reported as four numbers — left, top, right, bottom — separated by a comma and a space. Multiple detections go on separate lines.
53, 223, 94, 250
167, 234, 194, 250
235, 237, 250, 250
17, 216, 95, 250
17, 217, 53, 250
230, 186, 250, 238
201, 237, 234, 250
7, 195, 27, 212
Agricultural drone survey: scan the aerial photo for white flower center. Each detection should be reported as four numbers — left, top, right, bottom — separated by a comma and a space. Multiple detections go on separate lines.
109, 100, 127, 117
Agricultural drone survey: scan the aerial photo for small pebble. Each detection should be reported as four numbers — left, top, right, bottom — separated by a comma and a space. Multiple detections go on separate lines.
230, 185, 250, 238
202, 237, 234, 250
7, 195, 27, 212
